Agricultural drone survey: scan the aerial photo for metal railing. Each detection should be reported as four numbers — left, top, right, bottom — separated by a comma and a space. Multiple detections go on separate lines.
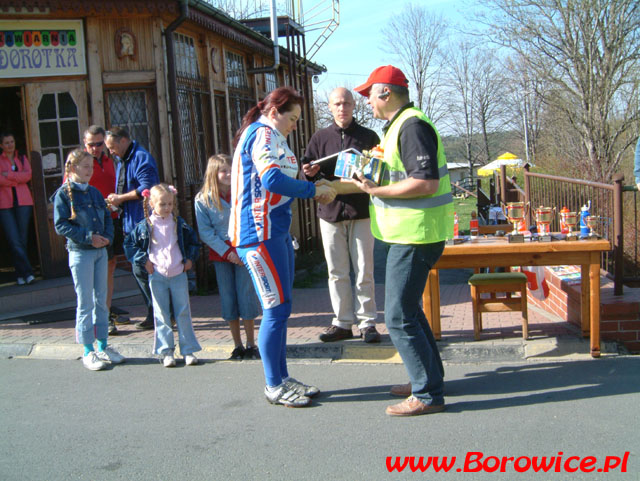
490, 165, 635, 295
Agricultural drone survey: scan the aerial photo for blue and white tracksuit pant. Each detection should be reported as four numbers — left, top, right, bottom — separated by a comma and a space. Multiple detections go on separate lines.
237, 234, 294, 387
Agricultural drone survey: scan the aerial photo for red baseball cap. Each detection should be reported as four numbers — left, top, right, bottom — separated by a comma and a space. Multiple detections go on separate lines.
354, 65, 409, 97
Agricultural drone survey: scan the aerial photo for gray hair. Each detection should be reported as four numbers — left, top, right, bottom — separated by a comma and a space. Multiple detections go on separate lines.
84, 125, 106, 138
372, 83, 410, 101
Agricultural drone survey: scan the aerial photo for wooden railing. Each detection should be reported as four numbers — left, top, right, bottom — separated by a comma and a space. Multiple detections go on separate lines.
488, 165, 633, 295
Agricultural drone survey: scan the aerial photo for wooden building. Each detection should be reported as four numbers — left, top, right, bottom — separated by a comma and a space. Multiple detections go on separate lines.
0, 0, 324, 279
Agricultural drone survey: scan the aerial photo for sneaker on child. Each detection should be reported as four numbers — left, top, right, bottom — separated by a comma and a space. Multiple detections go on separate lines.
96, 346, 125, 364
184, 354, 198, 366
162, 354, 176, 367
229, 345, 245, 360
83, 351, 107, 371
243, 346, 260, 360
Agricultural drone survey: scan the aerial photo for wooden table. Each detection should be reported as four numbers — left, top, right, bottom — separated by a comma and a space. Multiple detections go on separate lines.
422, 236, 611, 357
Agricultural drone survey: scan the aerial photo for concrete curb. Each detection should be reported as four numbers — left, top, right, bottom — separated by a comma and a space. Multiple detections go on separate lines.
2, 336, 621, 363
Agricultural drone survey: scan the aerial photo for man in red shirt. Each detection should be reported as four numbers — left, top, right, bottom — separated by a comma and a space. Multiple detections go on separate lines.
83, 125, 129, 334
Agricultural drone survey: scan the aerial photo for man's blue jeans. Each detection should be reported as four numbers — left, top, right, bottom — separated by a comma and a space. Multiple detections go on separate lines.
0, 205, 34, 279
132, 262, 154, 320
384, 241, 445, 405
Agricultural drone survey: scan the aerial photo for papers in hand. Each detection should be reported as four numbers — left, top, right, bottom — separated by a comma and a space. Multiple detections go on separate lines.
334, 151, 384, 185
309, 148, 363, 166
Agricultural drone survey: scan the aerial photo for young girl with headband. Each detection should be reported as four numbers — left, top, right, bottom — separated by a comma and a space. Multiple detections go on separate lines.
53, 148, 125, 370
124, 183, 201, 367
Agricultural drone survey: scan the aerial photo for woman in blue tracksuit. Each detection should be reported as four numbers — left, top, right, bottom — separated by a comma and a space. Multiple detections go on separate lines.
230, 86, 335, 407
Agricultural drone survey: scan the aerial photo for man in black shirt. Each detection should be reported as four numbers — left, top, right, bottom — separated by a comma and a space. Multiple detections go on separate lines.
302, 87, 381, 343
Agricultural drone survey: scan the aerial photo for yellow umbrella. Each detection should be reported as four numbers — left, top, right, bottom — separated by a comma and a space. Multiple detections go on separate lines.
477, 152, 527, 176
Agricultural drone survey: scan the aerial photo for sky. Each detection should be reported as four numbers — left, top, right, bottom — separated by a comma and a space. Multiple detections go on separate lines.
309, 0, 472, 99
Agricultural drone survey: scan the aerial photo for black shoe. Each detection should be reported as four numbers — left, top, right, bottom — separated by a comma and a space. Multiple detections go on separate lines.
110, 310, 130, 325
229, 345, 245, 360
319, 325, 353, 343
361, 326, 381, 343
135, 317, 154, 330
244, 346, 261, 360
108, 319, 118, 335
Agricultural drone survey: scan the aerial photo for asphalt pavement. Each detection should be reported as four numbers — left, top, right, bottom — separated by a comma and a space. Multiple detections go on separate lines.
1, 357, 638, 481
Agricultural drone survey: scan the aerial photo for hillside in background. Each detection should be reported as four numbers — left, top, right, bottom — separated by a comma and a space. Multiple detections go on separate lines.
441, 130, 526, 165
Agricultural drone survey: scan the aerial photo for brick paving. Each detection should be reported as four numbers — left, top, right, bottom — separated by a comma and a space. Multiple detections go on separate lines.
0, 283, 580, 350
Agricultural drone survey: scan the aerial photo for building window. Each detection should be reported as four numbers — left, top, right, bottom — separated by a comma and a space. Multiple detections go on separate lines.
265, 72, 277, 92
175, 33, 199, 78
37, 92, 80, 200
105, 88, 159, 165
225, 51, 249, 89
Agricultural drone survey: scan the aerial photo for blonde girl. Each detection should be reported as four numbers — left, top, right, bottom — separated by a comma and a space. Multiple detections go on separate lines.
124, 183, 201, 367
53, 148, 124, 371
195, 154, 261, 360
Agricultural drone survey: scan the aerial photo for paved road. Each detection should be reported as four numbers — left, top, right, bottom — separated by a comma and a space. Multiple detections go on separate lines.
1, 357, 638, 480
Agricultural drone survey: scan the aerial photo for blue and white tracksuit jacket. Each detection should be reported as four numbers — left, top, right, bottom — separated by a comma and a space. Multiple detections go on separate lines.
229, 115, 316, 386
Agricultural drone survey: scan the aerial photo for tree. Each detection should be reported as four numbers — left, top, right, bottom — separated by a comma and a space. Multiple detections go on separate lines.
381, 4, 449, 123
478, 0, 640, 182
312, 86, 383, 133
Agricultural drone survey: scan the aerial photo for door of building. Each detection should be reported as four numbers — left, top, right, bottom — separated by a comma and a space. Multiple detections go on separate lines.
25, 80, 89, 278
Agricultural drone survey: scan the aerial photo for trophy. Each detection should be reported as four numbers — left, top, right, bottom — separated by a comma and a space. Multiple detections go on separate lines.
535, 206, 555, 242
560, 210, 579, 241
502, 201, 529, 243
585, 215, 600, 240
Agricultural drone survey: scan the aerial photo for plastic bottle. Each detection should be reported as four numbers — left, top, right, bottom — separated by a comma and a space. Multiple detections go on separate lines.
579, 201, 591, 236
469, 211, 479, 237
560, 206, 569, 234
453, 212, 459, 238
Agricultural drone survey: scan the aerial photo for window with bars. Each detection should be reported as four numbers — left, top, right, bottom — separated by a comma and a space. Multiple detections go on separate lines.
37, 92, 80, 200
265, 72, 278, 92
175, 33, 200, 78
225, 51, 249, 89
104, 88, 159, 166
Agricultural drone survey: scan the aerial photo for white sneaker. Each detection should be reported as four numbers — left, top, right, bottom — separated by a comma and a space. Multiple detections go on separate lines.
25, 275, 36, 284
162, 354, 176, 367
184, 354, 198, 366
16, 277, 26, 286
83, 351, 107, 371
96, 346, 125, 364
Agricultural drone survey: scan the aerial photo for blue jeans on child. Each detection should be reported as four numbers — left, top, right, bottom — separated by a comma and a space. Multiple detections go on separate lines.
237, 234, 294, 387
68, 248, 109, 345
0, 205, 34, 279
149, 271, 201, 356
383, 241, 445, 406
213, 261, 261, 322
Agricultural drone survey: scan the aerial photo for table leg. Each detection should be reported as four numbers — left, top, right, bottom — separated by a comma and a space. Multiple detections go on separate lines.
423, 269, 441, 340
580, 264, 589, 337
589, 256, 601, 358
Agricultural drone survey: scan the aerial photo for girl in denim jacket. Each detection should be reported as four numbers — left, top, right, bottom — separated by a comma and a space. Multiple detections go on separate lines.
195, 154, 261, 360
54, 149, 125, 371
124, 183, 201, 367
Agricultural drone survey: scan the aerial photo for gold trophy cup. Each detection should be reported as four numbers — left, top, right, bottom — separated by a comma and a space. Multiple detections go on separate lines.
502, 201, 528, 243
535, 206, 556, 242
585, 215, 600, 240
560, 210, 579, 241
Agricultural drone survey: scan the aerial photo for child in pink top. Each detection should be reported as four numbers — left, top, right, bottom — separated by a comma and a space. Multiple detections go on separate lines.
124, 184, 201, 367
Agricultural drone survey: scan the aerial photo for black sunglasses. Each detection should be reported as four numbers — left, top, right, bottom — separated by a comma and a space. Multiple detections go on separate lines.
86, 141, 104, 147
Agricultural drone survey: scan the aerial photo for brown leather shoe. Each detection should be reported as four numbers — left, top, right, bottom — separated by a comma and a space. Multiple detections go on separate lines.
386, 396, 445, 417
390, 383, 412, 397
